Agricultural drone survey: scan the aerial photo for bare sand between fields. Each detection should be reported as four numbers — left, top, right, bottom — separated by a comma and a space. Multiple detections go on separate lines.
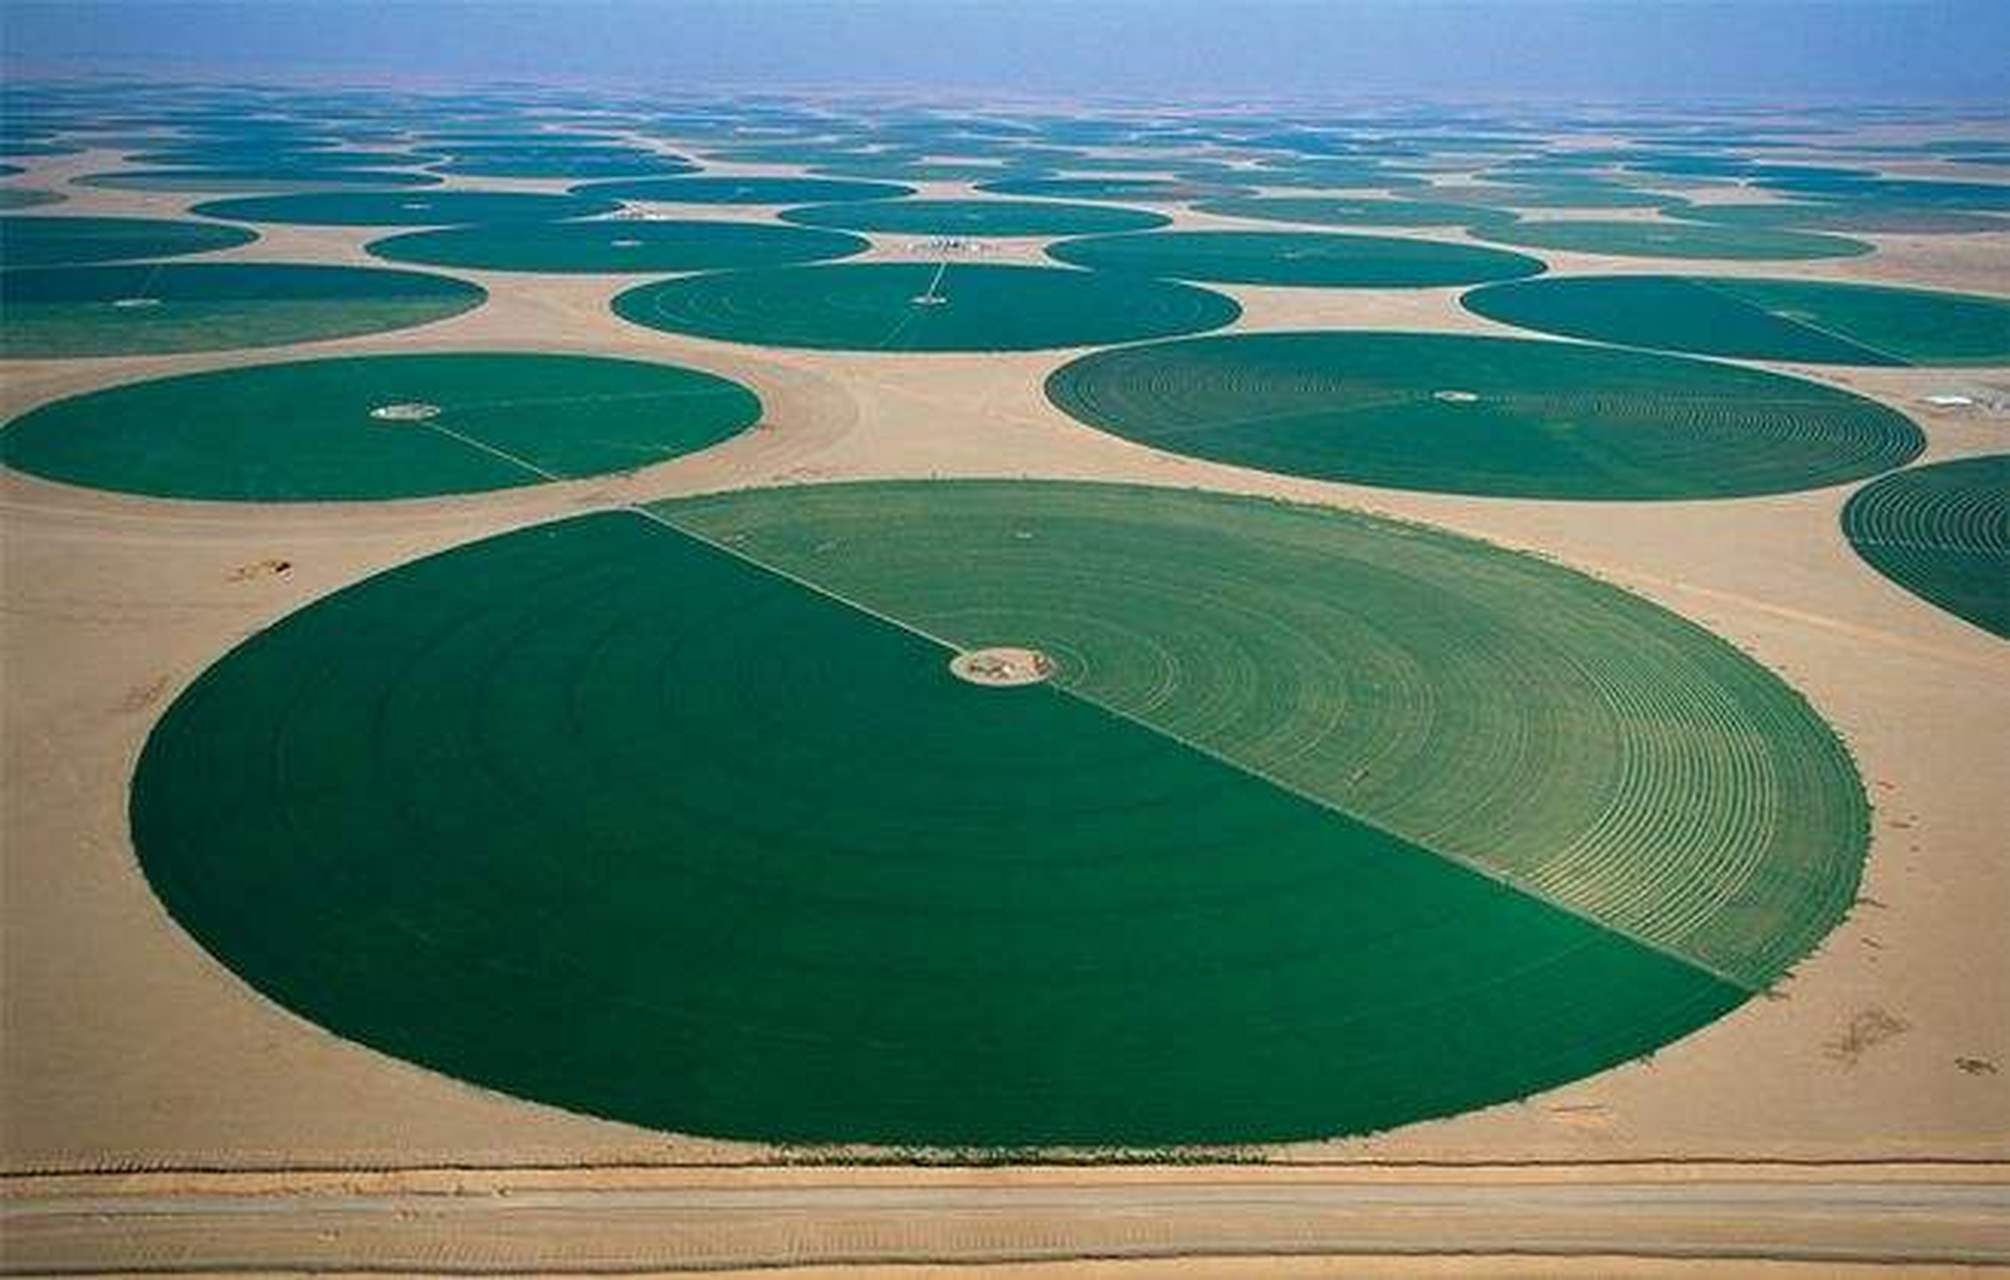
2, 126, 2008, 1268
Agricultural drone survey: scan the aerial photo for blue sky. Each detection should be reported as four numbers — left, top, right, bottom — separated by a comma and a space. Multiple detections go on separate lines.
6, 1, 2008, 103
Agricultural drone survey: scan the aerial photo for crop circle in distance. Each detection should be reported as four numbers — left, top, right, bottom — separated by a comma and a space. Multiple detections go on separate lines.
0, 215, 256, 266
0, 262, 486, 359
611, 262, 1239, 352
1463, 274, 2010, 366
1045, 229, 1545, 287
779, 197, 1170, 237
0, 352, 759, 499
1045, 330, 1923, 499
368, 219, 870, 274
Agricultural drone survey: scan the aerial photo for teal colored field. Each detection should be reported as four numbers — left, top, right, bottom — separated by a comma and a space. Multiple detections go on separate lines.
1664, 202, 2010, 236
77, 168, 445, 192
665, 481, 1870, 987
0, 215, 256, 266
0, 189, 64, 210
612, 262, 1238, 352
1046, 331, 1922, 499
975, 176, 1249, 202
1427, 182, 1682, 210
1, 353, 757, 500
189, 190, 621, 226
135, 479, 1871, 1145
368, 219, 867, 274
1470, 217, 1872, 260
571, 176, 915, 204
1843, 455, 2009, 639
810, 160, 1043, 183
0, 262, 485, 359
1045, 230, 1544, 287
429, 150, 696, 180
1463, 275, 2010, 366
1191, 196, 1518, 228
779, 198, 1168, 237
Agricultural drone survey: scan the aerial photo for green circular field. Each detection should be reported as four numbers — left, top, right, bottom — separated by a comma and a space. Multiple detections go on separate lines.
778, 198, 1168, 237
1, 352, 756, 500
1046, 331, 1922, 498
188, 190, 621, 226
76, 167, 445, 192
428, 151, 696, 180
1191, 196, 1518, 228
1045, 230, 1544, 287
0, 189, 64, 210
0, 215, 256, 266
1469, 217, 1871, 260
131, 480, 1866, 1146
367, 219, 868, 274
1430, 182, 1680, 210
571, 176, 915, 204
1843, 454, 2010, 639
0, 262, 485, 359
1664, 202, 2010, 236
975, 176, 1248, 202
612, 262, 1238, 352
1463, 275, 2010, 366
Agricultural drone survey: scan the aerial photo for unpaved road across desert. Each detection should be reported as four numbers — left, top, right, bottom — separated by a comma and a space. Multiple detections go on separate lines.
4, 1162, 2007, 1272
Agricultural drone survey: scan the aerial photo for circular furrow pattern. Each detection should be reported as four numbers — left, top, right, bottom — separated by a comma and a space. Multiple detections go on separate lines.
1045, 331, 1922, 499
1843, 454, 2010, 639
661, 480, 1869, 989
133, 480, 1871, 1148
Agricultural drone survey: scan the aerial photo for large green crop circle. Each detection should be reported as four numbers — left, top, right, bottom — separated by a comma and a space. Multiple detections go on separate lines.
132, 481, 1866, 1146
1843, 454, 2009, 639
0, 262, 485, 359
612, 262, 1239, 352
779, 198, 1168, 237
1468, 217, 1871, 260
1, 352, 757, 500
1045, 229, 1544, 287
367, 219, 868, 274
1191, 196, 1519, 228
0, 215, 256, 266
1463, 275, 2010, 366
571, 176, 915, 204
1046, 331, 1922, 499
76, 168, 446, 192
189, 190, 620, 226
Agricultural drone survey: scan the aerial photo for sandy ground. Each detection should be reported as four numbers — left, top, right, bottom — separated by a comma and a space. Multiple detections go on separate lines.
3, 122, 2008, 1268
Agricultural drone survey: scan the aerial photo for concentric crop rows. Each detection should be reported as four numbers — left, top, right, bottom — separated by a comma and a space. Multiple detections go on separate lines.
658, 480, 1870, 987
1843, 454, 2010, 639
133, 502, 1744, 1146
1044, 331, 1923, 499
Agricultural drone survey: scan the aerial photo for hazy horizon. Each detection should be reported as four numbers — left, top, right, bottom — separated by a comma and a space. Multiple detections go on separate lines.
5, 0, 2009, 106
